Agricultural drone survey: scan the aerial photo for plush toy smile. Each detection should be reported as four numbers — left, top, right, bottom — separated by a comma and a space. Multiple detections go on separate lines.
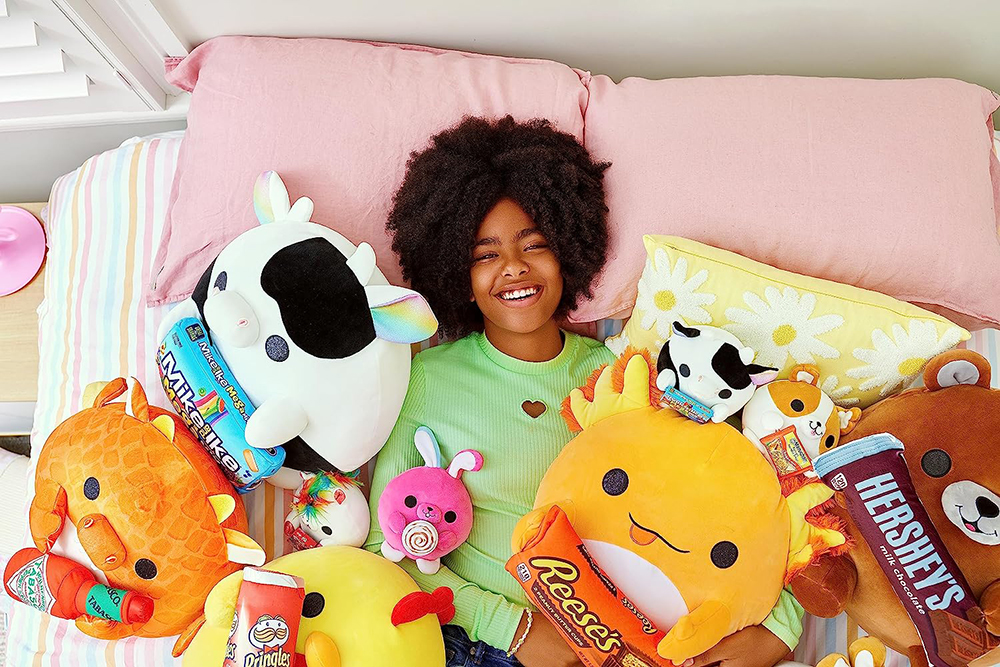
958, 508, 995, 536
628, 514, 688, 552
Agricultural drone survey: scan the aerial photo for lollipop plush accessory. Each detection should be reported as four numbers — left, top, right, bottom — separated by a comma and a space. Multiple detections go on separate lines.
285, 470, 370, 550
655, 321, 777, 424
743, 364, 861, 481
183, 546, 451, 667
157, 171, 438, 479
29, 378, 264, 655
378, 426, 483, 575
511, 350, 848, 664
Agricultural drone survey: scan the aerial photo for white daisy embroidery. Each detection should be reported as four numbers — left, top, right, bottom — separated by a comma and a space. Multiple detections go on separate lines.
635, 250, 716, 339
820, 375, 860, 408
847, 321, 965, 397
723, 286, 844, 368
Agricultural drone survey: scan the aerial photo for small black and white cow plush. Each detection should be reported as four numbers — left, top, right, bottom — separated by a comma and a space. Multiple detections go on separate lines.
655, 321, 777, 423
158, 171, 438, 482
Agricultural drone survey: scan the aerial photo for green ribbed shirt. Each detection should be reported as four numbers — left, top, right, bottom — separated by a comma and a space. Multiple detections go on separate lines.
363, 331, 803, 652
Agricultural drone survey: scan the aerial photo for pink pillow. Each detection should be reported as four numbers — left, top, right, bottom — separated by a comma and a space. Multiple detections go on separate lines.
149, 36, 588, 305
573, 75, 1000, 329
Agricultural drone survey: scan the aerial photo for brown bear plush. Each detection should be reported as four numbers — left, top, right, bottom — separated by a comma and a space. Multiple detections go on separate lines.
791, 349, 1000, 667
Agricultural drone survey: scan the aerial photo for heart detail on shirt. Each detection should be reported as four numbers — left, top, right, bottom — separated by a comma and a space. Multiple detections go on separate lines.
521, 400, 547, 419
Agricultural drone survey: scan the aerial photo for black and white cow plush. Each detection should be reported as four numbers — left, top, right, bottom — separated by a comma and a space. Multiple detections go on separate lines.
158, 172, 438, 483
655, 321, 777, 423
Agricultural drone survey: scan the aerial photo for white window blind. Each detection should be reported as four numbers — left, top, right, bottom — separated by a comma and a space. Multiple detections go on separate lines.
0, 0, 187, 129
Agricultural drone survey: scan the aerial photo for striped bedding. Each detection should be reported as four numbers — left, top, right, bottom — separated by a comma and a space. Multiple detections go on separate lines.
2, 132, 999, 667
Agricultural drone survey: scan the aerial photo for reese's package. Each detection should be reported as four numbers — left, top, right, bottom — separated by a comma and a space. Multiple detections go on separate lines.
506, 505, 672, 667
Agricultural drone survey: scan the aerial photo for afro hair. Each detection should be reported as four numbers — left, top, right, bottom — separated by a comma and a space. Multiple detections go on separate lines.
387, 115, 611, 339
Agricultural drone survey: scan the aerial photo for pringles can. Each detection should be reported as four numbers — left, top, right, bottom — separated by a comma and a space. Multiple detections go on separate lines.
223, 567, 305, 667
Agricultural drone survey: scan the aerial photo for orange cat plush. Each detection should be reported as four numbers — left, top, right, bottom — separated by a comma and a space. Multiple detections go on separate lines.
29, 378, 264, 655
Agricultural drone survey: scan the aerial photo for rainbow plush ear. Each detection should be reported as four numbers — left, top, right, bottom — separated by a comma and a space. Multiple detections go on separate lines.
253, 171, 314, 225
367, 285, 438, 344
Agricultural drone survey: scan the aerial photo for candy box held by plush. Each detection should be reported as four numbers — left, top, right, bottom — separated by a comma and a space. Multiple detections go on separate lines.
157, 317, 284, 492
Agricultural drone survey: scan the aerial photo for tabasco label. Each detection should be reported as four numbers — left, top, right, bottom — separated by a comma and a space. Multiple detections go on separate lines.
6, 553, 55, 614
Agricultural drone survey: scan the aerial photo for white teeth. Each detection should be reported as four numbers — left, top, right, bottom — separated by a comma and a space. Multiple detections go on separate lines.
500, 287, 539, 301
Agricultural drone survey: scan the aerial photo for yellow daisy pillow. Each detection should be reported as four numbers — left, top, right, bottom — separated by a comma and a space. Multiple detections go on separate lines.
605, 236, 970, 408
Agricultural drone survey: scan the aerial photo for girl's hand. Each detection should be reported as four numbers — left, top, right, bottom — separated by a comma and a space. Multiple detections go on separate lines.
512, 613, 583, 667
683, 625, 791, 667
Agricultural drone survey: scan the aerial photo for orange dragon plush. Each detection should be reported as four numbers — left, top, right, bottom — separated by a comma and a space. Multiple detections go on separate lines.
29, 378, 264, 655
511, 350, 849, 663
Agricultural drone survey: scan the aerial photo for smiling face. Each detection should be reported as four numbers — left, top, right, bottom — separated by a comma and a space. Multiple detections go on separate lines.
470, 198, 563, 337
533, 405, 790, 632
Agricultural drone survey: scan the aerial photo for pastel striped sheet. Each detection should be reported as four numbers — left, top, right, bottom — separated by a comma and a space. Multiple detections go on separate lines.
4, 130, 999, 667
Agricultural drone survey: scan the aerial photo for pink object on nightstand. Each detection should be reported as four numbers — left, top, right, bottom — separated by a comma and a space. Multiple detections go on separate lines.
0, 205, 45, 297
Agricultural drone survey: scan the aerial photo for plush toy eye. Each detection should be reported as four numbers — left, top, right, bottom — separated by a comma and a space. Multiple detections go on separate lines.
824, 435, 836, 450
790, 399, 805, 412
444, 511, 457, 523
83, 477, 100, 500
321, 526, 332, 535
134, 558, 157, 580
678, 364, 691, 378
921, 449, 952, 478
710, 541, 739, 569
214, 271, 227, 292
265, 335, 290, 362
718, 389, 732, 399
302, 592, 325, 618
602, 468, 629, 496
404, 495, 417, 508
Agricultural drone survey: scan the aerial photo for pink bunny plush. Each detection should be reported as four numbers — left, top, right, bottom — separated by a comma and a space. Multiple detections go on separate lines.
378, 426, 483, 574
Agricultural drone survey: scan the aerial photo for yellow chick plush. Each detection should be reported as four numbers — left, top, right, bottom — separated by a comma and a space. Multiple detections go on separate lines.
183, 546, 446, 667
513, 350, 848, 663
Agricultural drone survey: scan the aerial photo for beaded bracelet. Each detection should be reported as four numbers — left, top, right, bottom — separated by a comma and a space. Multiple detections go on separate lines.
507, 609, 533, 657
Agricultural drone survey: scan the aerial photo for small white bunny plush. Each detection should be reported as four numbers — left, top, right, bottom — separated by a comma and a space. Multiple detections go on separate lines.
655, 321, 777, 423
